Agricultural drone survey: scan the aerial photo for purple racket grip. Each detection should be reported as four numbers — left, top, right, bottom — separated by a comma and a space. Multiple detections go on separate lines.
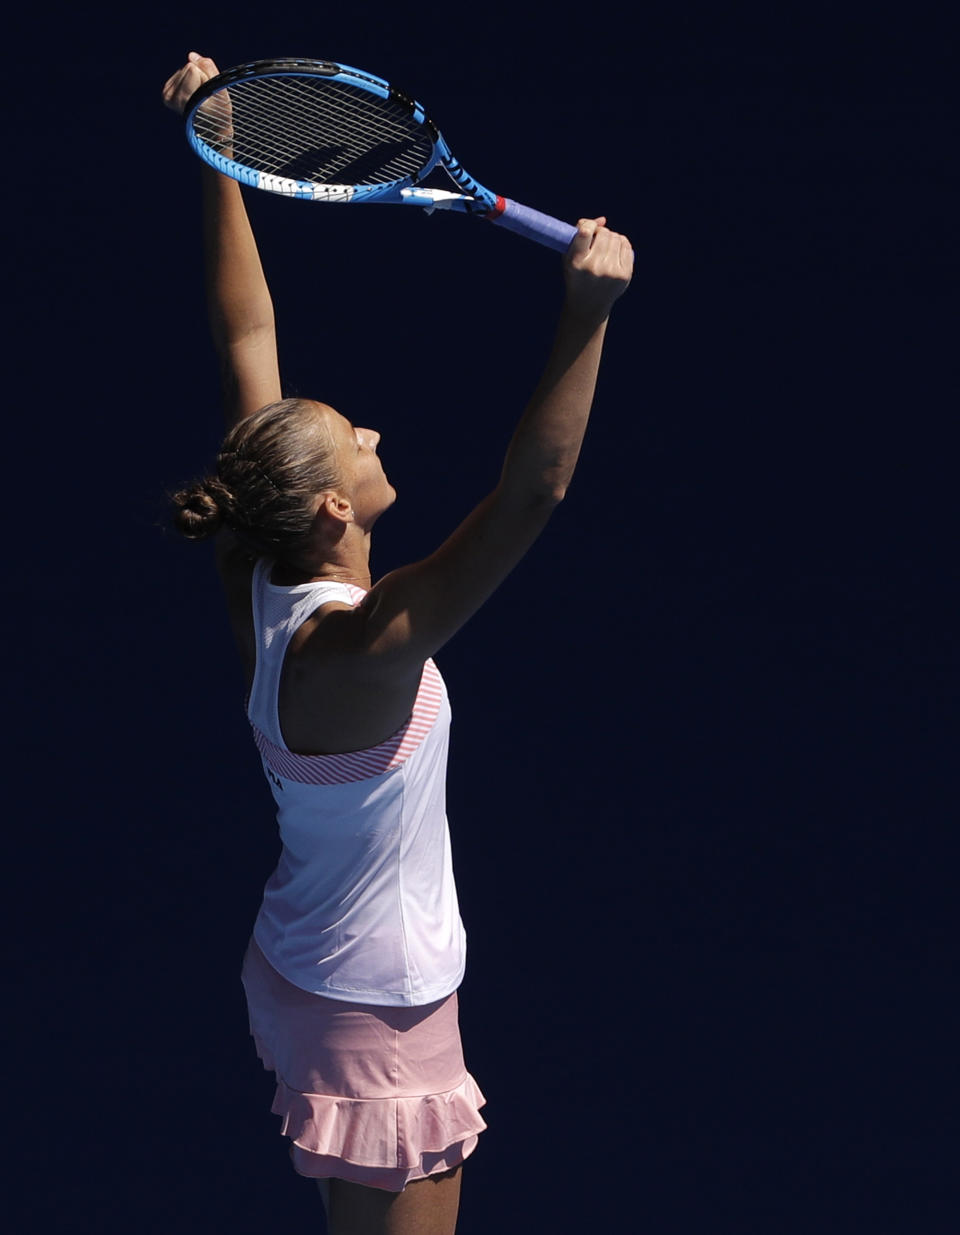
489, 197, 578, 252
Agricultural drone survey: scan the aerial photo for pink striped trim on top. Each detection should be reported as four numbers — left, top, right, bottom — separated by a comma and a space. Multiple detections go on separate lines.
334, 583, 369, 607
251, 658, 446, 785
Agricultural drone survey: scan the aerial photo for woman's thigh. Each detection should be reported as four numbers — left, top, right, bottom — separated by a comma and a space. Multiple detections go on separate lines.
327, 1164, 462, 1235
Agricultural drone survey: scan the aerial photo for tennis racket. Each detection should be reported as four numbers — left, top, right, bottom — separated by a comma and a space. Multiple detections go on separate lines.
183, 57, 578, 253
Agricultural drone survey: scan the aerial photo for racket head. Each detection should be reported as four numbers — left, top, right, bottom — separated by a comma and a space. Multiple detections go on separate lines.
183, 58, 443, 202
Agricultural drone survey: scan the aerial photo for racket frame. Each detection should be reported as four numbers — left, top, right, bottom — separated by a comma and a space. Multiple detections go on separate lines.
183, 58, 577, 250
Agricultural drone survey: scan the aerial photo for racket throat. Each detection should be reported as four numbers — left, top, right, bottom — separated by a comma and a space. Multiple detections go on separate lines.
400, 187, 488, 215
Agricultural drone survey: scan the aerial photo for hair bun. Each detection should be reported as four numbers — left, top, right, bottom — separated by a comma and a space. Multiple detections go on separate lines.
171, 479, 226, 541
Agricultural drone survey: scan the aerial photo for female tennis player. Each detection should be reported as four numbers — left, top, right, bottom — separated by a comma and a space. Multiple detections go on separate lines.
163, 51, 632, 1235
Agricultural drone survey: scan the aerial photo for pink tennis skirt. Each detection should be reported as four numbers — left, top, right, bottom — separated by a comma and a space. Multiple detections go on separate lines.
240, 936, 487, 1191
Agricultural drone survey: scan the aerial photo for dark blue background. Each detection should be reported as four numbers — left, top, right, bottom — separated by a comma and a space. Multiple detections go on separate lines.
9, 5, 956, 1232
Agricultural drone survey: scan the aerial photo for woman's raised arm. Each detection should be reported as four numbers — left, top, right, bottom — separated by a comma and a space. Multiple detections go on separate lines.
351, 218, 633, 671
163, 52, 281, 426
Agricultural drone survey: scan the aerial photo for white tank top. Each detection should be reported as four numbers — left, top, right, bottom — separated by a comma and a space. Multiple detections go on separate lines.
246, 560, 466, 1006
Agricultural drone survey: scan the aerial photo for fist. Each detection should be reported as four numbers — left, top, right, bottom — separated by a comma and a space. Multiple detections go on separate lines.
162, 51, 222, 115
563, 217, 633, 316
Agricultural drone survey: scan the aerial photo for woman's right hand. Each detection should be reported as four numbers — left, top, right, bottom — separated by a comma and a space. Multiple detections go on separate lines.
562, 217, 634, 319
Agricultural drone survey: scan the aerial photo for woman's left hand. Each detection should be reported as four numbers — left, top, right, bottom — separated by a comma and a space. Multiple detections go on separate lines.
162, 51, 222, 116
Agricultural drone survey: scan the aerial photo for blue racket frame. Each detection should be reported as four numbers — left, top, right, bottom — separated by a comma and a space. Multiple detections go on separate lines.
184, 58, 577, 252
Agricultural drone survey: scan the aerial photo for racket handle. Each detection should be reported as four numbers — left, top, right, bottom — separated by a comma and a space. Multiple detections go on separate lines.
488, 197, 578, 252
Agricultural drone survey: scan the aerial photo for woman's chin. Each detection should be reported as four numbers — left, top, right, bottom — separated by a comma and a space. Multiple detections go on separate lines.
364, 491, 397, 532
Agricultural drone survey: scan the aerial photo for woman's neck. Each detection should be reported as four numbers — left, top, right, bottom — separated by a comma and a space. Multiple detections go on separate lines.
270, 529, 373, 589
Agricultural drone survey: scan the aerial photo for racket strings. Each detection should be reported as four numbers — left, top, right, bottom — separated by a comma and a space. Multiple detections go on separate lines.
193, 76, 434, 185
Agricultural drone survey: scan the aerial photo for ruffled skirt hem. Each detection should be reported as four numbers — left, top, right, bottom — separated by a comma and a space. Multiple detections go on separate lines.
271, 1070, 488, 1170
290, 1134, 481, 1189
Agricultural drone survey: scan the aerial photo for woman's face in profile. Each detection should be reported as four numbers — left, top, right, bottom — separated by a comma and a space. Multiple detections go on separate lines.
320, 404, 396, 526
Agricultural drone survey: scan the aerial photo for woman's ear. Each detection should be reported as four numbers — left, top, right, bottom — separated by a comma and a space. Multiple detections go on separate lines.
309, 491, 355, 551
318, 492, 355, 525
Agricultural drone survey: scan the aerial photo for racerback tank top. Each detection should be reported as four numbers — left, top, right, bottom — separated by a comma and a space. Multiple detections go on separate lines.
246, 559, 466, 1006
